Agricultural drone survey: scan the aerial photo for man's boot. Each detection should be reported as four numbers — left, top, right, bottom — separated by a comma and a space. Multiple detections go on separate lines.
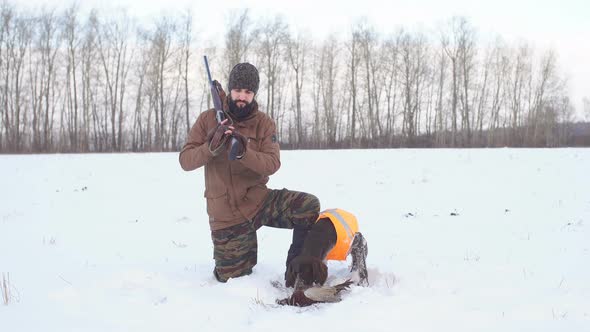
285, 218, 337, 288
349, 232, 369, 286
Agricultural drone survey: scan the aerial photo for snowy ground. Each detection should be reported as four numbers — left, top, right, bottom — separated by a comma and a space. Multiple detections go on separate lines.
1, 148, 589, 331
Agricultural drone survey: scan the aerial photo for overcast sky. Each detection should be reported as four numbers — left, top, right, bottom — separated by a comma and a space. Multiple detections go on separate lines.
20, 0, 590, 117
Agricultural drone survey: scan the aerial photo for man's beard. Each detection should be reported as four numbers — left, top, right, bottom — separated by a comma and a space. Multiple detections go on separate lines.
228, 97, 256, 121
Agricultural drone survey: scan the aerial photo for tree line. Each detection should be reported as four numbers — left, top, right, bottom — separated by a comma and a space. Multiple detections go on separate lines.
0, 4, 587, 153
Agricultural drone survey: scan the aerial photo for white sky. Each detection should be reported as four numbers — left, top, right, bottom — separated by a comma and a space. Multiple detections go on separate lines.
21, 0, 590, 117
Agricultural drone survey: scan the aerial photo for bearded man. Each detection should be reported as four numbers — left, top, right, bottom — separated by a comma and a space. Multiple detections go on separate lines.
180, 63, 334, 286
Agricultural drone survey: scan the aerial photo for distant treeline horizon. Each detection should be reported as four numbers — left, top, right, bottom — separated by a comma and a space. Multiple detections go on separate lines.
1, 3, 589, 154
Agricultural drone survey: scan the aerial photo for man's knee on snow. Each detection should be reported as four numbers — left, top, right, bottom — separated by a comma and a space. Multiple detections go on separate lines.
211, 222, 258, 283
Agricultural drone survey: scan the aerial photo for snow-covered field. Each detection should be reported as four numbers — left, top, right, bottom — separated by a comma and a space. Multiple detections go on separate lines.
1, 149, 589, 331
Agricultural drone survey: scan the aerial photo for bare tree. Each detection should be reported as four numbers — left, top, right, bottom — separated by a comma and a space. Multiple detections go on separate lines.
319, 36, 339, 146
472, 40, 495, 145
432, 44, 448, 147
169, 22, 189, 150
345, 29, 362, 147
398, 29, 428, 145
1, 5, 32, 152
310, 40, 322, 147
440, 18, 462, 146
382, 35, 399, 145
94, 11, 132, 151
285, 29, 310, 147
33, 8, 61, 152
555, 96, 574, 145
180, 10, 193, 135
256, 15, 288, 120
505, 43, 531, 145
583, 97, 590, 122
423, 55, 437, 141
225, 9, 255, 74
357, 21, 384, 142
527, 49, 560, 146
457, 18, 476, 145
131, 29, 150, 151
487, 43, 510, 146
62, 4, 82, 151
145, 17, 177, 151
78, 10, 99, 152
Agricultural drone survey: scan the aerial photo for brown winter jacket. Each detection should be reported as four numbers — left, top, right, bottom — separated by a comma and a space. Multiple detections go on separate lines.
179, 104, 280, 231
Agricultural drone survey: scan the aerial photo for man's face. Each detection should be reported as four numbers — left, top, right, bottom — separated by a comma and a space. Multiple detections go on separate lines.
230, 88, 255, 108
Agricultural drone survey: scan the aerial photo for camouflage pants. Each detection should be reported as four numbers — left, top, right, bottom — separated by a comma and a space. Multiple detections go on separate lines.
210, 189, 320, 282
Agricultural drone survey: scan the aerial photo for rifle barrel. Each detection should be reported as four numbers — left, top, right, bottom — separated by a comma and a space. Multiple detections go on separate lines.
203, 56, 213, 84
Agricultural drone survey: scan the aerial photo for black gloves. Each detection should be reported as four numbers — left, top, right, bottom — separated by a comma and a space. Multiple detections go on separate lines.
206, 122, 231, 156
230, 131, 248, 159
207, 123, 249, 159
285, 255, 328, 288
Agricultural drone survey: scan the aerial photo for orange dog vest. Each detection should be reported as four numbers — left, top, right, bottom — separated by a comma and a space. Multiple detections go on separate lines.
318, 209, 359, 261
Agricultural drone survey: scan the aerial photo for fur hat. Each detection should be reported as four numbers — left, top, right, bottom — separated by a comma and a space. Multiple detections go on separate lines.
228, 63, 259, 94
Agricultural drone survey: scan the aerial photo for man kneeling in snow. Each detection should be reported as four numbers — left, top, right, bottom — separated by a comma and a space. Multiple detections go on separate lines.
179, 62, 367, 288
